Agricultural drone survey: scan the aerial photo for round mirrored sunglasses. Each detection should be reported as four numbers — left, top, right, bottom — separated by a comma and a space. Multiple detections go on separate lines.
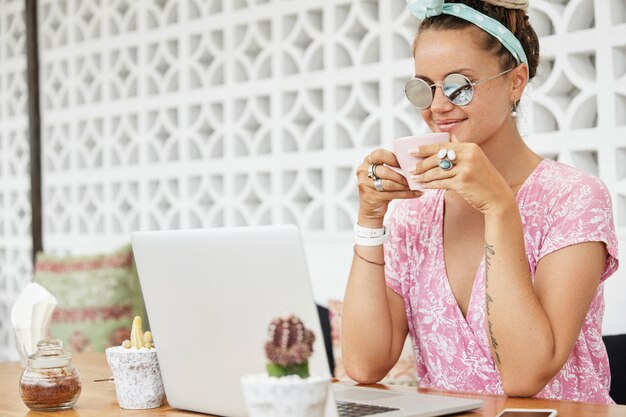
404, 68, 514, 110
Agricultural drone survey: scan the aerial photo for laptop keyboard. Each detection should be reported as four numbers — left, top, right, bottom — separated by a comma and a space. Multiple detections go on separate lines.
336, 400, 399, 417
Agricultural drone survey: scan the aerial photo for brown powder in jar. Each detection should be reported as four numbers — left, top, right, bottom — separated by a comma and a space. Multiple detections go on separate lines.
20, 369, 82, 409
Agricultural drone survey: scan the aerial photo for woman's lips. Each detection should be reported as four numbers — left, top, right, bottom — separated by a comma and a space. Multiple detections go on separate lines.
435, 119, 465, 132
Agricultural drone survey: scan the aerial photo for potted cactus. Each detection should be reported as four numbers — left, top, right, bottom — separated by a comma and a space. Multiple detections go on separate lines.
105, 316, 166, 409
241, 313, 331, 417
265, 314, 315, 378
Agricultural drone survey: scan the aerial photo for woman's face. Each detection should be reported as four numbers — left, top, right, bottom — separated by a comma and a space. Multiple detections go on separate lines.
413, 26, 514, 144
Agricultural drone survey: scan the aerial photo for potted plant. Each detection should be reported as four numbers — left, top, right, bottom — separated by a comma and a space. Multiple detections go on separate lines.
240, 313, 331, 417
105, 316, 166, 409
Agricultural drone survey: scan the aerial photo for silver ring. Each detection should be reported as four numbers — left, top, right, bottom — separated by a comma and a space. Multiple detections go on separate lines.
439, 159, 453, 171
374, 178, 385, 192
367, 164, 379, 180
437, 148, 457, 162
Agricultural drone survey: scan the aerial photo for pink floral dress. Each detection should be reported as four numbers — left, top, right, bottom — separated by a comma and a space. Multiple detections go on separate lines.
384, 160, 619, 403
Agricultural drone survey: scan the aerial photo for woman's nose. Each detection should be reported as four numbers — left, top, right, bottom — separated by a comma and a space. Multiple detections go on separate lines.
429, 86, 455, 113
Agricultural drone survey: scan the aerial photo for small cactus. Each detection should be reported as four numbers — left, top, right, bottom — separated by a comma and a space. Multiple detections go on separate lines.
123, 316, 155, 349
264, 313, 315, 378
130, 316, 145, 349
144, 331, 154, 349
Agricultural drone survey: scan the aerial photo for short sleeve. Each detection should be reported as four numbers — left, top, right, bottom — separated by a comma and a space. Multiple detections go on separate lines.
538, 176, 619, 282
384, 201, 411, 296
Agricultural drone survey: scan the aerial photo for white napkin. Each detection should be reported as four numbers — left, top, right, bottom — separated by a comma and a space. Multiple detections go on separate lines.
11, 282, 57, 362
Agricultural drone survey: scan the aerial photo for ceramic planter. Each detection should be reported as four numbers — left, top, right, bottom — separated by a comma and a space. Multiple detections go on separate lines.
105, 346, 166, 409
241, 373, 330, 417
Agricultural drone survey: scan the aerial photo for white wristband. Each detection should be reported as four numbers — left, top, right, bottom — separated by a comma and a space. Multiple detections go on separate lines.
354, 232, 388, 247
354, 223, 386, 238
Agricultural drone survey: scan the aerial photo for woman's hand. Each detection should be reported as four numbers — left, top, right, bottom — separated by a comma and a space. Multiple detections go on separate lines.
357, 148, 421, 226
410, 141, 515, 215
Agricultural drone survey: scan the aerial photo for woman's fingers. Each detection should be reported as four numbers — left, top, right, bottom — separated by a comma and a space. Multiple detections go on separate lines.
361, 187, 423, 201
415, 177, 453, 190
372, 164, 409, 187
362, 148, 409, 187
361, 176, 411, 193
357, 162, 406, 186
411, 146, 462, 175
368, 148, 401, 168
358, 148, 421, 204
375, 178, 410, 192
411, 154, 440, 175
409, 140, 462, 159
412, 163, 457, 184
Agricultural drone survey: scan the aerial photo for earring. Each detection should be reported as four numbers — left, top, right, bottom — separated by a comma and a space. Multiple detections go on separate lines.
511, 101, 519, 118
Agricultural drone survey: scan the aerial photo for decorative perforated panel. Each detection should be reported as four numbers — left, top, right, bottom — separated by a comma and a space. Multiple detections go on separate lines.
0, 0, 32, 361
1, 0, 625, 359
37, 0, 429, 258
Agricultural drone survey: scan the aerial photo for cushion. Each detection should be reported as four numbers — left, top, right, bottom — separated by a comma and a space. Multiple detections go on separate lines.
328, 299, 418, 386
34, 245, 147, 353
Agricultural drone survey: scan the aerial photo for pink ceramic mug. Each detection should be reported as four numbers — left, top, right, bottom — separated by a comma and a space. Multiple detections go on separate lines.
390, 132, 450, 190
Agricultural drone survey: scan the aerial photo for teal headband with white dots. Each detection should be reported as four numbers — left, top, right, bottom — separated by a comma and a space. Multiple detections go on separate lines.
405, 0, 529, 67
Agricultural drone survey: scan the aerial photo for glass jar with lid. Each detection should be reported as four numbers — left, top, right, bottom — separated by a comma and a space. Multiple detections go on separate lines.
19, 338, 82, 411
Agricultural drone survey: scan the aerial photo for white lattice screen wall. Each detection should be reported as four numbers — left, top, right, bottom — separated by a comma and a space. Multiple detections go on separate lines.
0, 0, 625, 360
0, 0, 32, 361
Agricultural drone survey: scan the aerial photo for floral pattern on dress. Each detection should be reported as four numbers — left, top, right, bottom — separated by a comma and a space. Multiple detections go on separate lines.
384, 159, 618, 404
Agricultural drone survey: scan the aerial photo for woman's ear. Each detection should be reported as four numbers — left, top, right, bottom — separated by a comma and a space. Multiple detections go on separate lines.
510, 63, 528, 102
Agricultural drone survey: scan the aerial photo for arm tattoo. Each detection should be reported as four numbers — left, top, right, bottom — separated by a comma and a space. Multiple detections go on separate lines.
484, 242, 501, 364
485, 243, 494, 287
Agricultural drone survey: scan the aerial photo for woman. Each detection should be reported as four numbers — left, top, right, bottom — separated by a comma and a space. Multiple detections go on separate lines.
342, 0, 619, 404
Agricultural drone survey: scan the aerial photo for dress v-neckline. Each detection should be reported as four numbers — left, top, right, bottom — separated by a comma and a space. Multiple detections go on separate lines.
437, 159, 548, 324
438, 191, 483, 324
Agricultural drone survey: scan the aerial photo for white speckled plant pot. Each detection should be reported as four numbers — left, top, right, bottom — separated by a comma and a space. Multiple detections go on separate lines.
241, 373, 330, 417
105, 346, 166, 410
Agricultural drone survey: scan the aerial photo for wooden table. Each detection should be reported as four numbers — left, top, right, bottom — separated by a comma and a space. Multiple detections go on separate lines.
1, 352, 625, 416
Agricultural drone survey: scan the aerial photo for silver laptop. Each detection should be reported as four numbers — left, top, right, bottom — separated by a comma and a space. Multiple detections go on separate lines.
131, 225, 483, 417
